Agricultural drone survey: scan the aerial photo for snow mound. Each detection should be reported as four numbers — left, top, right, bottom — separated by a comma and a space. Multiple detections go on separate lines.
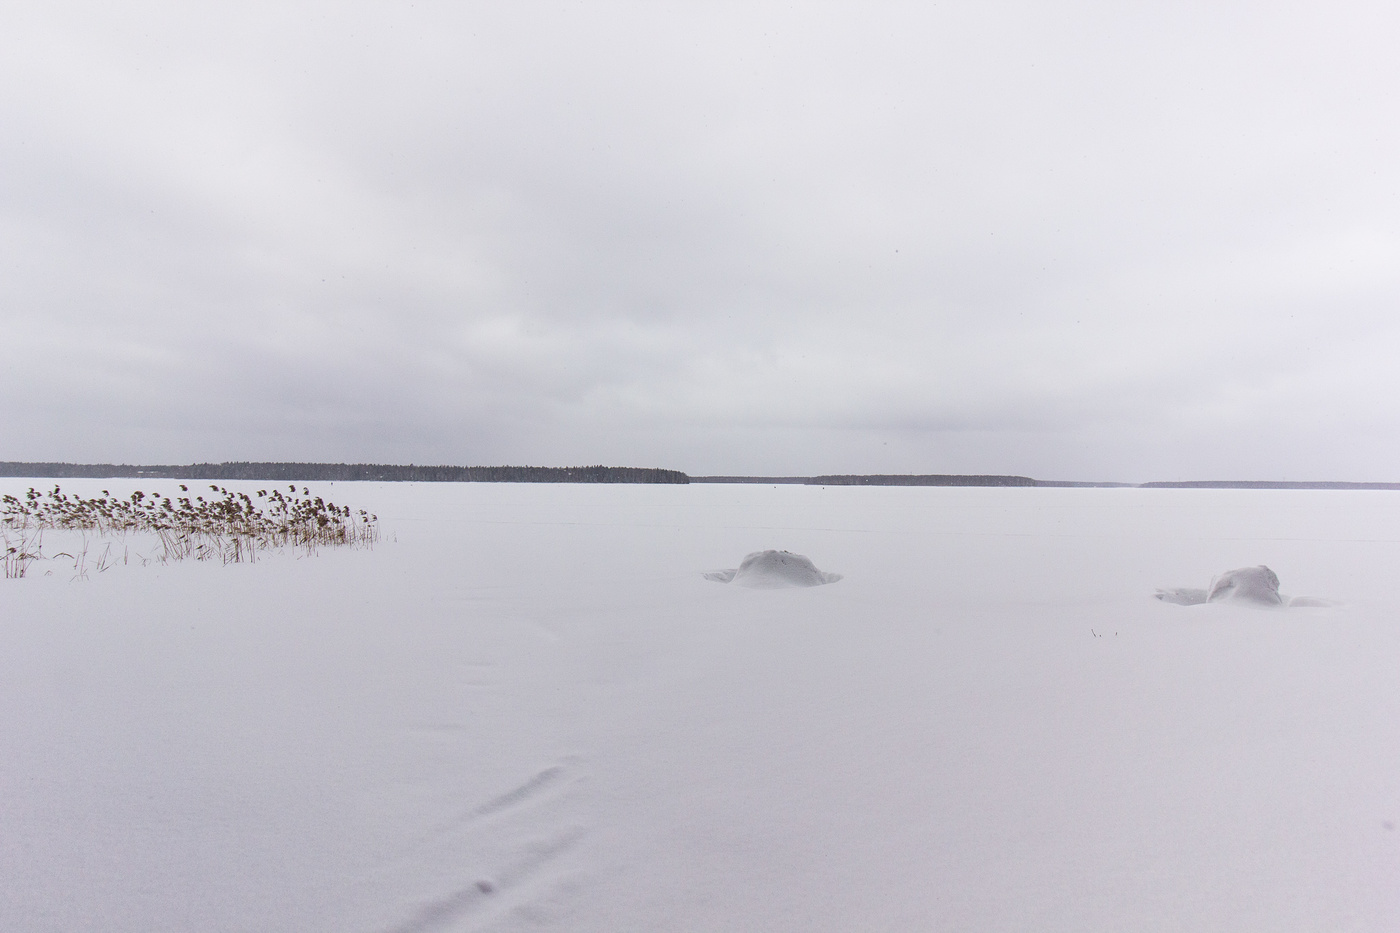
1155, 565, 1331, 607
704, 550, 842, 588
1207, 565, 1282, 604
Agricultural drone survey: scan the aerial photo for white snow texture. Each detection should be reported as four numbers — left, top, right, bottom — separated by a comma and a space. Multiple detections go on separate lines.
2, 482, 1397, 933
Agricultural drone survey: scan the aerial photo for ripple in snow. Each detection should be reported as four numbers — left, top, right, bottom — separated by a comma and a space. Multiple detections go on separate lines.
704, 550, 842, 588
1155, 565, 1331, 607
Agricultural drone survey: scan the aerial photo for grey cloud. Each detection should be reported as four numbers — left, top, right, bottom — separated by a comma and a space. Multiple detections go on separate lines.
3, 1, 1400, 478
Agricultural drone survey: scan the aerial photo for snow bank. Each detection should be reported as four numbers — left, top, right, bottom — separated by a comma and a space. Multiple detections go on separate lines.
1157, 564, 1333, 607
703, 549, 842, 587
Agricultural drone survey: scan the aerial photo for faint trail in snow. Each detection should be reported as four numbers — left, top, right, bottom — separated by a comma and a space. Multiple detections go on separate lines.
422, 756, 583, 841
380, 757, 583, 863
372, 758, 591, 933
474, 765, 568, 820
378, 826, 587, 933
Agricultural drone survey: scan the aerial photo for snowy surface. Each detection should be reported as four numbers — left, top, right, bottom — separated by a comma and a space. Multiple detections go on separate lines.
3, 481, 1399, 932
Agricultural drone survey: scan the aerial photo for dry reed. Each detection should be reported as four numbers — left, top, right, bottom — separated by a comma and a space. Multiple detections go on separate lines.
2, 484, 378, 572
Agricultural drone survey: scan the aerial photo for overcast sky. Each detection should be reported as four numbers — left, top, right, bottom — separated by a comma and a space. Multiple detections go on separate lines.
3, 1, 1399, 480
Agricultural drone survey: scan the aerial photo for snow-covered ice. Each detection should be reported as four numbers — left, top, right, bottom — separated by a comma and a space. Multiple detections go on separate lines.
2, 481, 1399, 931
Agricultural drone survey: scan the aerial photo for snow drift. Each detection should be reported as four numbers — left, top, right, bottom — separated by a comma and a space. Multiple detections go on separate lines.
1156, 564, 1331, 607
704, 549, 842, 587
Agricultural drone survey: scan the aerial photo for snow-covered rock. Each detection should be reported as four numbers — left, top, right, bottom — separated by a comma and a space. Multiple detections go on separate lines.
704, 549, 842, 588
1156, 565, 1329, 607
1207, 565, 1281, 604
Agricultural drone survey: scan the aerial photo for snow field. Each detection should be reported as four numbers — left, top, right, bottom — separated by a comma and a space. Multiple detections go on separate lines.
2, 481, 1398, 931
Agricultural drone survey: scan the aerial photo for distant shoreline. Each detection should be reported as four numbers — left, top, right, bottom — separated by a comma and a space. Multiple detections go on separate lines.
0, 462, 687, 484
3, 462, 1399, 489
693, 477, 1400, 489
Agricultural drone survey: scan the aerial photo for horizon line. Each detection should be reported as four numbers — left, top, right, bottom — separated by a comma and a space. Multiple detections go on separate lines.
3, 461, 1400, 490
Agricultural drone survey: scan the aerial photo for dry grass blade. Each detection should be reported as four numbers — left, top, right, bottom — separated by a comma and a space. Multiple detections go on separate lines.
2, 527, 44, 578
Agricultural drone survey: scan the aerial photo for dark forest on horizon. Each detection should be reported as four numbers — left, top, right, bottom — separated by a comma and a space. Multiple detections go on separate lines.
4, 463, 1399, 489
0, 462, 689, 484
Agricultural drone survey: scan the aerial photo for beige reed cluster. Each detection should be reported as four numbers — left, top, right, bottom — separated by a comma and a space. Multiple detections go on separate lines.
3, 484, 378, 576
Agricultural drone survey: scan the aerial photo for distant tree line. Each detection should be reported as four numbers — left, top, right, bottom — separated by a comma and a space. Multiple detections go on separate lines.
0, 462, 690, 484
687, 476, 810, 484
10, 464, 1387, 488
807, 474, 1038, 486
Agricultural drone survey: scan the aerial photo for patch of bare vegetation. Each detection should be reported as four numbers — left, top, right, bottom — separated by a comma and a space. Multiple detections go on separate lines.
3, 484, 378, 578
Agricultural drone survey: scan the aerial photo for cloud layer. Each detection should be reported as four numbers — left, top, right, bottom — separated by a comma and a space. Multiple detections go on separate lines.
4, 1, 1400, 479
